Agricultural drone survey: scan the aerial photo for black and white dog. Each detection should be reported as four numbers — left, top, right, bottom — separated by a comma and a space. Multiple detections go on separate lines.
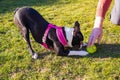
14, 7, 88, 59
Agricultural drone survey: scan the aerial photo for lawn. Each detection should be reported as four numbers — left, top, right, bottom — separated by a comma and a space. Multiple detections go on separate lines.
0, 0, 120, 80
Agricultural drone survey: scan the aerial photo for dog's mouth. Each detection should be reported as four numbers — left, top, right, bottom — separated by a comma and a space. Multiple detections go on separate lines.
79, 42, 87, 49
66, 41, 87, 50
71, 42, 83, 50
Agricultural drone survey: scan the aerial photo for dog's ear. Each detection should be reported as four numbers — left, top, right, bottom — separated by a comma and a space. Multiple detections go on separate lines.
74, 21, 80, 32
74, 21, 80, 28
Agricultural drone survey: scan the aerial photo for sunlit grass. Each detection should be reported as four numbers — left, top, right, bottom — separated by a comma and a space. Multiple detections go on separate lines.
0, 0, 120, 80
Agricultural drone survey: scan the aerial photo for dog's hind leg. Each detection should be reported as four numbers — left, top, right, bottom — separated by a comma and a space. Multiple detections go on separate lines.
22, 27, 38, 59
14, 17, 38, 59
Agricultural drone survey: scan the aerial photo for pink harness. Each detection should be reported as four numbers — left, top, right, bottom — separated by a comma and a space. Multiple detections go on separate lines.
42, 23, 67, 49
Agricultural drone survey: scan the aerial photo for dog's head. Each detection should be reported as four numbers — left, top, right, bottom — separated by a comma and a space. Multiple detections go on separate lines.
72, 21, 84, 49
65, 21, 84, 49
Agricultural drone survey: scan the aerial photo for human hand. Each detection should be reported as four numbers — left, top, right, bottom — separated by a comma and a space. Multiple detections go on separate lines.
88, 16, 103, 46
88, 27, 103, 46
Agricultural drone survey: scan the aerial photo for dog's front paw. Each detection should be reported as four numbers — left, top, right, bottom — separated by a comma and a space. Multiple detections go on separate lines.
32, 53, 38, 59
68, 50, 88, 56
79, 50, 88, 56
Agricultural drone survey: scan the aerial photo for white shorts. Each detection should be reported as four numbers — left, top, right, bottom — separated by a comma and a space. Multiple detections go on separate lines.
110, 0, 120, 25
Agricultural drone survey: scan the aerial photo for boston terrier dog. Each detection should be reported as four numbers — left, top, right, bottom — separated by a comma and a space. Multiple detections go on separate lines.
14, 7, 88, 59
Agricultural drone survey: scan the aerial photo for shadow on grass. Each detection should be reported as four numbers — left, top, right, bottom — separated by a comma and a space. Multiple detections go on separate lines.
88, 44, 120, 58
73, 43, 120, 59
37, 52, 51, 59
0, 0, 59, 14
0, 31, 6, 34
36, 43, 120, 59
67, 44, 120, 59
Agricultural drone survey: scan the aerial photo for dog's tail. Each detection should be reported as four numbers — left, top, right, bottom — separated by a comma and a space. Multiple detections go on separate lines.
14, 7, 20, 15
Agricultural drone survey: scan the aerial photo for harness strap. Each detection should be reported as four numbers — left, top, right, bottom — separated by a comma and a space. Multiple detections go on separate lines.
56, 27, 67, 46
42, 23, 67, 49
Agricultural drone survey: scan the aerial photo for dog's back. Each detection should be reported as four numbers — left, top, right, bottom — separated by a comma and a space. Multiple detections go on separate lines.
14, 7, 49, 43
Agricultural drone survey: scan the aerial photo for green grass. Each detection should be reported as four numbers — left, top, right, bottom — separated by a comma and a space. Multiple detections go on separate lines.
0, 0, 120, 80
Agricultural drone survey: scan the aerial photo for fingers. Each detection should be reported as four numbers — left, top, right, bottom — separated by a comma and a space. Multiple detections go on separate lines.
88, 28, 103, 46
88, 34, 97, 47
88, 29, 97, 46
91, 35, 97, 46
88, 32, 94, 47
98, 32, 102, 45
88, 35, 93, 46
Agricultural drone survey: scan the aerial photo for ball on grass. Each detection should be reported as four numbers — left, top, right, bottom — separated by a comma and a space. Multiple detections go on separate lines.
87, 45, 97, 54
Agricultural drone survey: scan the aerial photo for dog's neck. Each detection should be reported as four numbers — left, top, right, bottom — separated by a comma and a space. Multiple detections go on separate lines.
64, 27, 74, 47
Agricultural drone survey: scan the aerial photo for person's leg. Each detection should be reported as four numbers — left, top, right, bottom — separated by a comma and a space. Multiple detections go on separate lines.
110, 0, 120, 25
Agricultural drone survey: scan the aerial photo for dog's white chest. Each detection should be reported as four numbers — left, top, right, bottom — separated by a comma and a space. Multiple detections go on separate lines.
64, 27, 74, 47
